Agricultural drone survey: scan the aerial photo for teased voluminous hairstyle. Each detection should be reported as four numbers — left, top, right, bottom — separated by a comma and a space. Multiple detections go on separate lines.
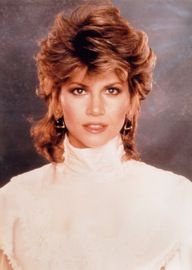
31, 1, 156, 163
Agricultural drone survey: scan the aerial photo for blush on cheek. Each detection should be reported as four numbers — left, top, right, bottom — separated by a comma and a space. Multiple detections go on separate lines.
62, 108, 83, 132
61, 102, 74, 119
116, 110, 128, 130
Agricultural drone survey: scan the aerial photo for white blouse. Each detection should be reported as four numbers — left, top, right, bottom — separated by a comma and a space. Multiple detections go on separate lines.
0, 134, 192, 270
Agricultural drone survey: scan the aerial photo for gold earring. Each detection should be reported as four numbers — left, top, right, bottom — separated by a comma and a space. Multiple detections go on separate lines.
55, 116, 66, 135
120, 114, 132, 136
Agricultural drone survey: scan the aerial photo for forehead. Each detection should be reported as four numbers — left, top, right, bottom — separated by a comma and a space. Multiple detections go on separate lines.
65, 66, 128, 86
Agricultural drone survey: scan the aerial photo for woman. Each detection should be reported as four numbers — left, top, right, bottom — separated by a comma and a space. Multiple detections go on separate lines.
0, 2, 192, 270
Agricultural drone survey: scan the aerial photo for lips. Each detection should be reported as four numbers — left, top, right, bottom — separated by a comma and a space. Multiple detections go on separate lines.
84, 123, 106, 128
83, 123, 107, 133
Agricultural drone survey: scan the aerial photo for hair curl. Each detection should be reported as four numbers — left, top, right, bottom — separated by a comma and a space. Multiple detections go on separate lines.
31, 2, 156, 163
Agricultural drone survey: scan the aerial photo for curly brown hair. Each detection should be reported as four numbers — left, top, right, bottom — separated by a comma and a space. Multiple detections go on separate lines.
31, 2, 156, 163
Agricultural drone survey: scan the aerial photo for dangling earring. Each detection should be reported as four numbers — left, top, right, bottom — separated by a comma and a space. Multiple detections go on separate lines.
55, 116, 66, 134
120, 114, 132, 136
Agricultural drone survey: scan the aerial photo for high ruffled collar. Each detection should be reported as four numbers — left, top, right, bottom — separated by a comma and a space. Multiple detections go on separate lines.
59, 134, 126, 182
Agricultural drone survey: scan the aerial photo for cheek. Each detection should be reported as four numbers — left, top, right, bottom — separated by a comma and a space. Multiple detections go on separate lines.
110, 98, 130, 129
113, 110, 127, 129
60, 98, 83, 124
108, 98, 129, 119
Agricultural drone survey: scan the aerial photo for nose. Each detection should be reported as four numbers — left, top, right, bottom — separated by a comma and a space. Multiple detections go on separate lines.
86, 93, 105, 116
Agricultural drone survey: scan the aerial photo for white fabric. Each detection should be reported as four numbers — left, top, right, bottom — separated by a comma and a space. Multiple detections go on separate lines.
0, 134, 192, 270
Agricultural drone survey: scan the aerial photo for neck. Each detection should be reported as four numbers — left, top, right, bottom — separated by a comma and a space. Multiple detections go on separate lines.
59, 134, 126, 182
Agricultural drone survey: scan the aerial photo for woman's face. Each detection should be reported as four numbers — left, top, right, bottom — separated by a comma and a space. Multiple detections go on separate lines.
60, 68, 131, 148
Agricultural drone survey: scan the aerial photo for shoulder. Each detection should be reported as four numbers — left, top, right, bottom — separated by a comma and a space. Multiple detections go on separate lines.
0, 163, 56, 236
123, 159, 192, 208
124, 159, 191, 186
0, 163, 56, 200
125, 160, 192, 240
0, 164, 54, 262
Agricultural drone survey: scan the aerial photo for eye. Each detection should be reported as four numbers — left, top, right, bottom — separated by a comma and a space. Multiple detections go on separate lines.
106, 87, 121, 95
70, 88, 86, 95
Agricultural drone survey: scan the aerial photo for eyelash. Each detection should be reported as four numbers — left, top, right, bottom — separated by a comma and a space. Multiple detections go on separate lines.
70, 88, 85, 95
70, 87, 121, 96
106, 88, 121, 95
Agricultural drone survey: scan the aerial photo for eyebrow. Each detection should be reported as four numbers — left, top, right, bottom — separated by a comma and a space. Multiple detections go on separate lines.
67, 82, 123, 88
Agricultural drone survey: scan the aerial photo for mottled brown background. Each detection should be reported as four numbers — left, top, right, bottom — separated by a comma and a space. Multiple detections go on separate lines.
0, 0, 192, 186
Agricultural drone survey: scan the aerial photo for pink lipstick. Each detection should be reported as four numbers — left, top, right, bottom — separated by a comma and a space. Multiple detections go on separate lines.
83, 124, 107, 134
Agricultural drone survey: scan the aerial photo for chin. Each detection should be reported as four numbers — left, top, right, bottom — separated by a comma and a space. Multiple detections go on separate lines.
82, 134, 116, 148
69, 136, 107, 148
68, 128, 118, 149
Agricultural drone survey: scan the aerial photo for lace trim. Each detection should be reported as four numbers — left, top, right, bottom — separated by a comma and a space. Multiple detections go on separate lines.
0, 186, 22, 270
0, 247, 22, 270
144, 241, 180, 270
